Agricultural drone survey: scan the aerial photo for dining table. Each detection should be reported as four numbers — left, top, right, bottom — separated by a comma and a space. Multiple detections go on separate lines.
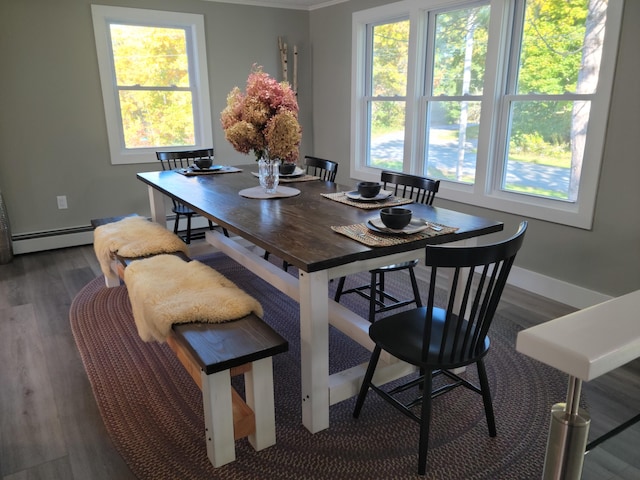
137, 163, 504, 434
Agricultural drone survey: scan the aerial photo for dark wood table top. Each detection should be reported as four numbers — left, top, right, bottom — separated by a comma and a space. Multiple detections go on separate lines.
137, 166, 503, 273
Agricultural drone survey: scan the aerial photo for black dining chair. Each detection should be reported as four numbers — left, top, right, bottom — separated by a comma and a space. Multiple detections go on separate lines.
156, 149, 220, 243
334, 171, 440, 322
264, 155, 339, 271
353, 221, 527, 476
304, 155, 339, 182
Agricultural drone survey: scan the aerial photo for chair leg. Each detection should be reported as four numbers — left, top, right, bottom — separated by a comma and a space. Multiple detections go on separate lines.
418, 370, 434, 476
408, 267, 422, 307
378, 271, 386, 306
185, 214, 192, 244
263, 251, 270, 261
173, 213, 180, 235
476, 359, 497, 437
368, 271, 377, 323
334, 276, 346, 302
283, 261, 289, 272
208, 220, 214, 230
353, 346, 382, 418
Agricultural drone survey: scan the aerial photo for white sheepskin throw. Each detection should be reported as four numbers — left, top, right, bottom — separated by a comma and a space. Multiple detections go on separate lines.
123, 254, 264, 342
93, 216, 189, 284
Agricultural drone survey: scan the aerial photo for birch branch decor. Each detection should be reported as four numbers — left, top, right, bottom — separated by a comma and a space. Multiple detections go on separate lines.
278, 37, 298, 95
293, 44, 298, 94
278, 37, 288, 82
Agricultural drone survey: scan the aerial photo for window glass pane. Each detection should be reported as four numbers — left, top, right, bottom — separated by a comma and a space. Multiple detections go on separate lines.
503, 100, 589, 200
432, 5, 490, 96
369, 100, 405, 170
110, 25, 189, 88
517, 0, 604, 95
119, 90, 195, 148
425, 101, 479, 183
372, 20, 409, 97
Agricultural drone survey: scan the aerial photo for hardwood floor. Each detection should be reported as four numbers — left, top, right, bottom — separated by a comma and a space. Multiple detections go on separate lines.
0, 243, 638, 479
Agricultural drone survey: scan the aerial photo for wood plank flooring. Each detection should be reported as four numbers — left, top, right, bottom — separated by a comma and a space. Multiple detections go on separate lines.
0, 243, 638, 479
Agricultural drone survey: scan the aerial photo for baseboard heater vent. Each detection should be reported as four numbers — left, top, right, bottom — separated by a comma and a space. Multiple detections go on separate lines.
13, 225, 94, 241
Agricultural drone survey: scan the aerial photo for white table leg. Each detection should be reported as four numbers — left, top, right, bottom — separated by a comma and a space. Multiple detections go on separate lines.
244, 357, 276, 450
147, 185, 166, 226
298, 269, 330, 433
201, 370, 236, 467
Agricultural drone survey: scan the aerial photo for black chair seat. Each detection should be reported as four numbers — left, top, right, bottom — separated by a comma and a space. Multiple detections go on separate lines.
375, 259, 419, 273
172, 204, 196, 216
370, 307, 490, 369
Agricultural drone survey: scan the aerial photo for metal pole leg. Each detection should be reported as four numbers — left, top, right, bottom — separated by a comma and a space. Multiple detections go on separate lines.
542, 376, 591, 480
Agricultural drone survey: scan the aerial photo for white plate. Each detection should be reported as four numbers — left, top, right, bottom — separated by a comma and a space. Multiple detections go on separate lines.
345, 190, 393, 201
367, 217, 428, 234
191, 164, 223, 171
280, 166, 305, 177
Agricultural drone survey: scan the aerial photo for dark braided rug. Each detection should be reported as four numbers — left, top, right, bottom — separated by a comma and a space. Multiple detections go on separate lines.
70, 252, 567, 479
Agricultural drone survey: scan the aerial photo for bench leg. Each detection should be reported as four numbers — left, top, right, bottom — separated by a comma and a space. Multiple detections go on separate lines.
104, 259, 121, 287
244, 357, 276, 451
201, 369, 236, 467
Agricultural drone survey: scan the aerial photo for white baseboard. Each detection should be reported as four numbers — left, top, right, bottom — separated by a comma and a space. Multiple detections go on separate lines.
8, 222, 609, 310
508, 266, 611, 310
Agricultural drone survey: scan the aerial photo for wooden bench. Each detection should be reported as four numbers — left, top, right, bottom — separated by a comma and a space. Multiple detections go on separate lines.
169, 317, 287, 467
90, 215, 289, 467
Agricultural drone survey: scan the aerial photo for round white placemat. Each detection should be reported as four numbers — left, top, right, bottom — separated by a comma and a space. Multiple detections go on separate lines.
239, 186, 301, 199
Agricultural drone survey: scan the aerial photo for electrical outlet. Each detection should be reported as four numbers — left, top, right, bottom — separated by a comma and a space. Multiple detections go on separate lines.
57, 195, 68, 209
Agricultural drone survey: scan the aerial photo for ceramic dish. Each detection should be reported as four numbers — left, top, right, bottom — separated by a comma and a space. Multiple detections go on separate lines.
280, 166, 305, 177
191, 165, 223, 171
345, 190, 393, 202
367, 217, 428, 234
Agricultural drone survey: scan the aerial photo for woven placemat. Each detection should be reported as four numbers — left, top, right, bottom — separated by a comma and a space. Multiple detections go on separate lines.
322, 192, 414, 209
331, 222, 458, 247
177, 166, 242, 176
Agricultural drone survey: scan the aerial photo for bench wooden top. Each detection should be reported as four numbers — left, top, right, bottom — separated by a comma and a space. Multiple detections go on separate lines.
172, 314, 288, 375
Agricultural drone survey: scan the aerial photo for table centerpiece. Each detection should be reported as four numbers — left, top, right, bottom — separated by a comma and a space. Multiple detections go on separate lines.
221, 65, 302, 193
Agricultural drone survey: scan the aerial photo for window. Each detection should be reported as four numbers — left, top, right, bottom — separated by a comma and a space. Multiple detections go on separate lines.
92, 6, 213, 165
352, 0, 623, 228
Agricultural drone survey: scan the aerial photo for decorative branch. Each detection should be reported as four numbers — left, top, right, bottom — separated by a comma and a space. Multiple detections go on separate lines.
293, 44, 298, 95
278, 37, 288, 82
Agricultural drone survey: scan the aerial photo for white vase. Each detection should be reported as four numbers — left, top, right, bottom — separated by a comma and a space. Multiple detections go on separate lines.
258, 159, 280, 194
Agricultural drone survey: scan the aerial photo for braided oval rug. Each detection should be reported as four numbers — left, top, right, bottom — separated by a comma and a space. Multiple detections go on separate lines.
70, 252, 568, 480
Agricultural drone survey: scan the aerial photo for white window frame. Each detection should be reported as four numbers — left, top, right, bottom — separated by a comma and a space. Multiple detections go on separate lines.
351, 0, 623, 229
92, 5, 213, 165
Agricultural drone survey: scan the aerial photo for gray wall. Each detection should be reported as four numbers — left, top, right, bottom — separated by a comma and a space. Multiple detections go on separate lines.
0, 0, 310, 230
309, 0, 640, 298
1, 0, 639, 299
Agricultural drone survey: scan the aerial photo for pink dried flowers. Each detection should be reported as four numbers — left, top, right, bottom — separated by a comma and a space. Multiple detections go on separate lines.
221, 65, 301, 162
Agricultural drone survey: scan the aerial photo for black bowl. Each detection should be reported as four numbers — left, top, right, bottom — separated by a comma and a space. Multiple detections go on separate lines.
280, 163, 297, 175
194, 157, 213, 169
357, 181, 382, 198
380, 207, 412, 230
